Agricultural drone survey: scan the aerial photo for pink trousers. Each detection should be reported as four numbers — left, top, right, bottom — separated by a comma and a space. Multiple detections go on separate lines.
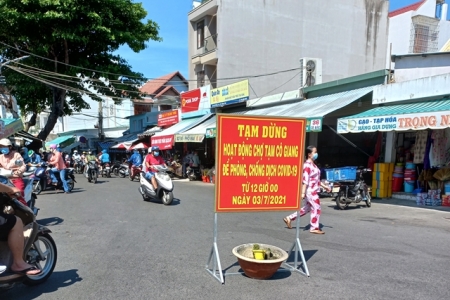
287, 192, 321, 231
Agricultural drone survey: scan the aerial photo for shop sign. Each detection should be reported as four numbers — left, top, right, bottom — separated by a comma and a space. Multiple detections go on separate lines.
337, 111, 450, 133
174, 134, 205, 143
215, 114, 306, 212
210, 80, 249, 108
180, 85, 211, 113
306, 118, 322, 132
206, 127, 216, 138
150, 134, 174, 150
0, 119, 24, 139
157, 109, 180, 127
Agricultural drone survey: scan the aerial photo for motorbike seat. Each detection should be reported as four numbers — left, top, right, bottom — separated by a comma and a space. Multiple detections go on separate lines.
23, 171, 34, 177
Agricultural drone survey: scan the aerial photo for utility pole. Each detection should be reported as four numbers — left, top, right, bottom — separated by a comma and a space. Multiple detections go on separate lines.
98, 100, 104, 141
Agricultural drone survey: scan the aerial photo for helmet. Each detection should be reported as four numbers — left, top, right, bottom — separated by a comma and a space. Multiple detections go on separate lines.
74, 150, 78, 153
102, 149, 107, 154
88, 151, 92, 154
49, 144, 57, 150
83, 151, 86, 154
0, 138, 12, 147
28, 150, 35, 156
151, 146, 160, 152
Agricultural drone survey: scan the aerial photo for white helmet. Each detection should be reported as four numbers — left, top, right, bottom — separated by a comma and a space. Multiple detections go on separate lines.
0, 138, 12, 146
74, 150, 78, 153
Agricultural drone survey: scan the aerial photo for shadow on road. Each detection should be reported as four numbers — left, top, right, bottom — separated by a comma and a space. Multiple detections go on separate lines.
328, 205, 368, 210
145, 198, 181, 206
2, 269, 82, 300
37, 217, 64, 226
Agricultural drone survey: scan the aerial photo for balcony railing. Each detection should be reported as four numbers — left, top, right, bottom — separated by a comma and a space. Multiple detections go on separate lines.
204, 34, 217, 53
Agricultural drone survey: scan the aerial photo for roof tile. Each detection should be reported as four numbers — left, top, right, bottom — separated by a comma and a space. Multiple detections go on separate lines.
388, 0, 426, 18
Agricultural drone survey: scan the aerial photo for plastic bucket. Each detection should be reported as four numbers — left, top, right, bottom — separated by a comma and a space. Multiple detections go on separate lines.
404, 181, 415, 193
445, 183, 450, 195
405, 162, 415, 169
392, 177, 404, 192
393, 173, 404, 178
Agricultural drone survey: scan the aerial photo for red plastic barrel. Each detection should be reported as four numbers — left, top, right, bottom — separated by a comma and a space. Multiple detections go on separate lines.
392, 177, 404, 192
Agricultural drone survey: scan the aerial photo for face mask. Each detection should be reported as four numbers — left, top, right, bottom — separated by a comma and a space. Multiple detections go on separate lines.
154, 151, 160, 156
0, 148, 10, 155
312, 153, 318, 160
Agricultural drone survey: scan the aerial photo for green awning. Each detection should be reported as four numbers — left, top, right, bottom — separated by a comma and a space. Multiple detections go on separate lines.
337, 98, 450, 133
45, 135, 76, 147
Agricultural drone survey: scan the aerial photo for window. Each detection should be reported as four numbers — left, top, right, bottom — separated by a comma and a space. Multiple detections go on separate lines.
413, 25, 429, 53
197, 20, 205, 49
197, 71, 205, 88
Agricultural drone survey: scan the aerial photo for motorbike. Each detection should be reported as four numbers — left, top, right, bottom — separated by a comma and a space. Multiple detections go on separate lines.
111, 161, 121, 176
166, 160, 182, 178
100, 162, 111, 178
31, 163, 75, 194
186, 166, 202, 181
138, 165, 174, 205
118, 159, 130, 178
318, 179, 338, 198
334, 168, 372, 210
0, 177, 57, 289
0, 164, 39, 216
85, 161, 99, 183
129, 163, 142, 181
73, 159, 84, 174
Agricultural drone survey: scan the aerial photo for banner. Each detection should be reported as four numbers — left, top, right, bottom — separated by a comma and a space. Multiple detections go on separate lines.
210, 80, 249, 108
150, 135, 174, 150
337, 111, 450, 133
180, 85, 210, 113
215, 114, 306, 212
306, 118, 322, 132
157, 109, 180, 127
174, 134, 205, 143
0, 118, 24, 139
206, 127, 216, 138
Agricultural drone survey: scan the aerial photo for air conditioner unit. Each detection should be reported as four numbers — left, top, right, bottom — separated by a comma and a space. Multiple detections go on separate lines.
300, 58, 322, 87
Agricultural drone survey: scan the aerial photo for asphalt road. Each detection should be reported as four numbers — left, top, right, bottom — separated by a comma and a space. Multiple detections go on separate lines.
2, 174, 450, 300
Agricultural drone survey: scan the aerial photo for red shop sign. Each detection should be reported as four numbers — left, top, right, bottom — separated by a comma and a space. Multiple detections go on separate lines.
215, 114, 306, 213
158, 110, 179, 127
180, 89, 201, 113
151, 134, 174, 150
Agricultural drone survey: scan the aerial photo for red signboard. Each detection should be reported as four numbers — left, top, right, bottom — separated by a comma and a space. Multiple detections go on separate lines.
181, 89, 201, 113
158, 110, 179, 127
151, 135, 174, 150
215, 114, 306, 212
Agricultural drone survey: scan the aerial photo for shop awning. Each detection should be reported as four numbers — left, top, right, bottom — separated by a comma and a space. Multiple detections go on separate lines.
0, 118, 24, 139
174, 115, 216, 143
45, 135, 75, 147
112, 133, 138, 144
151, 114, 212, 149
244, 86, 375, 132
337, 98, 450, 133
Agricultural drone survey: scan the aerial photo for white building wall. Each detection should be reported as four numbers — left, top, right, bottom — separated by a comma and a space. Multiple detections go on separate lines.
393, 54, 450, 81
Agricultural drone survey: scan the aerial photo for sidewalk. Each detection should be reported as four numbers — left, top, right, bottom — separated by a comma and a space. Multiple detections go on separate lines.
373, 197, 450, 212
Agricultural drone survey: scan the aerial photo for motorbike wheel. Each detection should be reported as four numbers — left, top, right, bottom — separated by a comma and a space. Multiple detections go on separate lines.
93, 173, 97, 184
67, 181, 75, 192
335, 191, 348, 210
119, 172, 125, 178
33, 182, 42, 195
107, 171, 111, 178
23, 233, 57, 286
162, 191, 174, 205
114, 168, 119, 176
365, 192, 372, 207
129, 172, 134, 181
139, 186, 148, 201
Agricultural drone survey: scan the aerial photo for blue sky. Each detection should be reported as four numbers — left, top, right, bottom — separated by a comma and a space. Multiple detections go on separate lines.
115, 0, 445, 81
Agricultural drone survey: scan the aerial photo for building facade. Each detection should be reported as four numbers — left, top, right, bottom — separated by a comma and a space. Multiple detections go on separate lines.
188, 0, 389, 98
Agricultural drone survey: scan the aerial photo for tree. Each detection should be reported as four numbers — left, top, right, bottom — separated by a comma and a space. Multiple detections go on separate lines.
0, 0, 160, 139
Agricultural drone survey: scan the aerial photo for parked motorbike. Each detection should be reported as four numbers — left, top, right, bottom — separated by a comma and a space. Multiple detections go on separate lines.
0, 178, 57, 289
138, 165, 174, 205
334, 168, 372, 210
31, 163, 75, 194
318, 179, 338, 198
85, 161, 98, 183
129, 163, 142, 181
186, 166, 202, 181
0, 164, 39, 216
166, 160, 182, 178
73, 159, 84, 174
100, 162, 111, 178
118, 159, 129, 178
111, 161, 121, 176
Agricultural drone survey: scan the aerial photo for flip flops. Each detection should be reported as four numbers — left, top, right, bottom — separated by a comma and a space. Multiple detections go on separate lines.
11, 266, 41, 275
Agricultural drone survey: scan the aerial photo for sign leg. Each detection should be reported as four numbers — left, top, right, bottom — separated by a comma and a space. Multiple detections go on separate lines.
283, 213, 310, 277
205, 213, 224, 284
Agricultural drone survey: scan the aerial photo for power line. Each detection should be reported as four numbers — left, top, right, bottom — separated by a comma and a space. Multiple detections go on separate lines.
0, 41, 301, 83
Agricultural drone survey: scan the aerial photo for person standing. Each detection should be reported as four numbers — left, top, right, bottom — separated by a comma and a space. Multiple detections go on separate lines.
191, 151, 200, 168
283, 145, 331, 234
48, 144, 70, 193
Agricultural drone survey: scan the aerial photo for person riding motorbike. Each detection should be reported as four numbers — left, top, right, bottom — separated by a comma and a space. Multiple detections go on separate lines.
28, 150, 42, 164
0, 182, 42, 276
145, 146, 167, 190
72, 150, 81, 161
84, 151, 98, 164
128, 149, 142, 168
47, 144, 70, 194
0, 138, 27, 203
100, 149, 111, 173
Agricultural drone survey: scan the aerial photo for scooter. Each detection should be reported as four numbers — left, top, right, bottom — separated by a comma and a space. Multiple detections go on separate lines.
73, 159, 84, 174
186, 166, 202, 181
30, 163, 75, 194
100, 162, 111, 178
118, 159, 129, 178
334, 168, 372, 210
111, 161, 121, 176
138, 165, 174, 205
129, 163, 142, 181
318, 179, 338, 198
85, 161, 98, 183
0, 177, 57, 289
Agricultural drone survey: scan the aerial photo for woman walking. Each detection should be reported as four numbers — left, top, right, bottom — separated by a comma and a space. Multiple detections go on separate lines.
283, 145, 330, 234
